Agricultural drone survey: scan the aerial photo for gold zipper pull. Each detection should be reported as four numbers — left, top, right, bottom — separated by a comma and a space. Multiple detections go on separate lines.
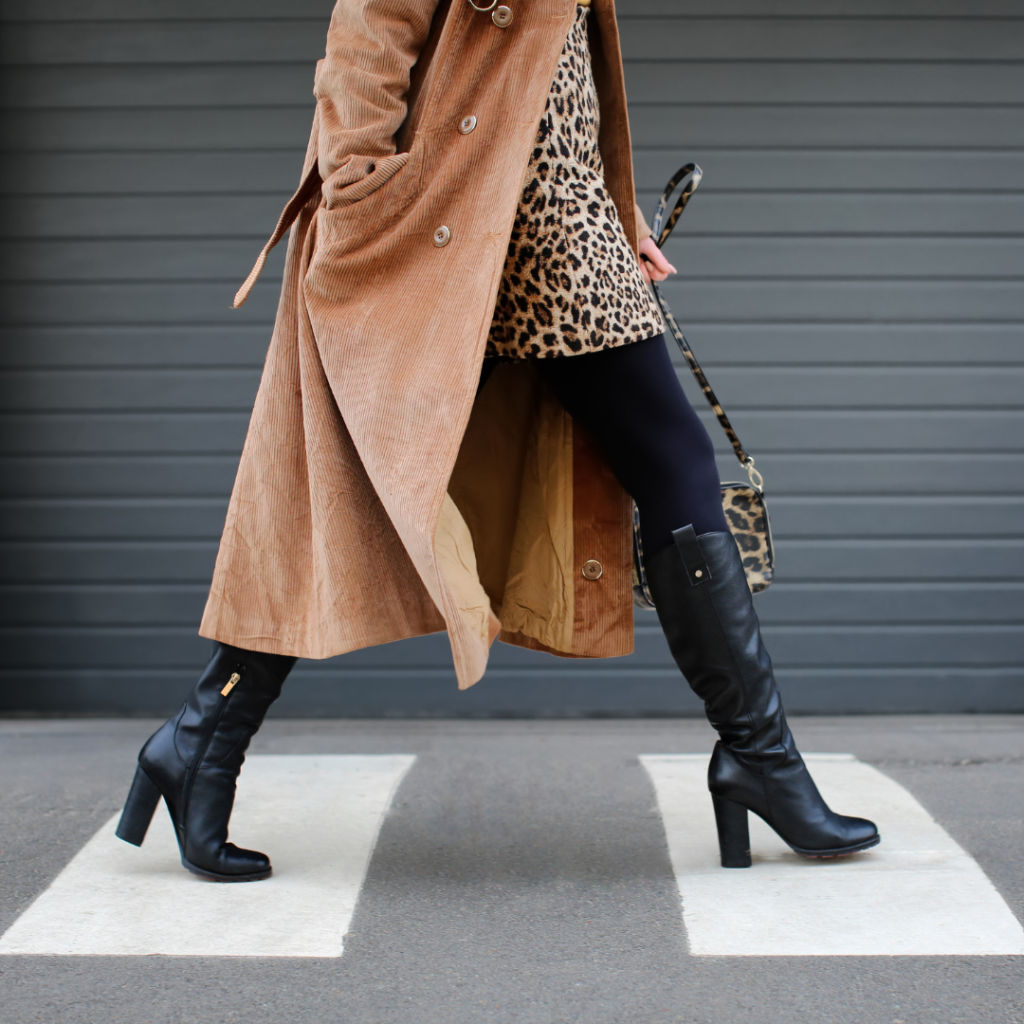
220, 672, 241, 697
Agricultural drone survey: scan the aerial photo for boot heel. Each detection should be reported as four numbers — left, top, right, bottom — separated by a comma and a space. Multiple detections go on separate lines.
712, 793, 752, 868
115, 766, 162, 847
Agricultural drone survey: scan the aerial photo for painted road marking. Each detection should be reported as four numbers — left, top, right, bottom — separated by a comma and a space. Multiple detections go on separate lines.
642, 753, 1024, 957
0, 754, 414, 958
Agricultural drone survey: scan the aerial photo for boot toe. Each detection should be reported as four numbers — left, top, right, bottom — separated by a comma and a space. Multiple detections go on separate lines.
219, 842, 271, 876
183, 843, 272, 882
839, 814, 880, 848
792, 815, 880, 858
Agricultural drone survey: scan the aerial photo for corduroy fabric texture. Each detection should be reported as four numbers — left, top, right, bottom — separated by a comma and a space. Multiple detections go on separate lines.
201, 0, 648, 690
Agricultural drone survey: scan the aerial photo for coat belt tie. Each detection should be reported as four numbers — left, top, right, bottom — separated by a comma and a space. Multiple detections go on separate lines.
232, 164, 323, 309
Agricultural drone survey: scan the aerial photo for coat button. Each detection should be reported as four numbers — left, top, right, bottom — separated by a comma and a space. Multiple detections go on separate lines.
492, 5, 513, 27
432, 225, 451, 247
581, 559, 603, 580
459, 115, 477, 135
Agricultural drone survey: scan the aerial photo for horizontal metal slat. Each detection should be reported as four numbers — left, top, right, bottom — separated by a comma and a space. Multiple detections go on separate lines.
0, 413, 251, 453
0, 22, 326, 65
617, 18, 1024, 61
0, 108, 312, 152
4, 324, 1021, 368
5, 365, 1024, 412
633, 149, 1024, 193
0, 64, 315, 109
0, 584, 209, 625
5, 105, 1024, 154
3, 580, 1020, 627
2, 409, 1022, 455
0, 152, 300, 196
0, 455, 239, 497
7, 60, 1024, 110
7, 17, 1015, 66
7, 237, 1024, 282
3, 280, 1022, 326
1, 538, 1021, 585
1, 496, 1022, 540
6, 150, 1024, 196
629, 105, 1024, 150
624, 60, 1024, 105
0, 368, 263, 411
1, 623, 1020, 668
0, 325, 271, 367
1, 453, 1021, 498
1, 666, 1019, 717
8, 193, 1024, 239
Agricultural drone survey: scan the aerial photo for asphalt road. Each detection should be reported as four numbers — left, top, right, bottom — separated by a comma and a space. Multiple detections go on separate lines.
1, 715, 1022, 1024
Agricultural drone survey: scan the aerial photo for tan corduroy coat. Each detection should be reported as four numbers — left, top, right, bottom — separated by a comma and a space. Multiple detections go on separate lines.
200, 0, 653, 690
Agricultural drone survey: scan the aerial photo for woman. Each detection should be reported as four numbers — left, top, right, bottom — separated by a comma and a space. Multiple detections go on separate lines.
114, 0, 878, 882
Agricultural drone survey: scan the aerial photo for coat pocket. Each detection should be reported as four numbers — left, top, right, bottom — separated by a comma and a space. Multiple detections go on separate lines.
313, 141, 425, 258
322, 151, 412, 210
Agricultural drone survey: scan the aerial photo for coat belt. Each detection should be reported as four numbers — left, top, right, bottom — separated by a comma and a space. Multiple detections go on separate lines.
233, 164, 323, 309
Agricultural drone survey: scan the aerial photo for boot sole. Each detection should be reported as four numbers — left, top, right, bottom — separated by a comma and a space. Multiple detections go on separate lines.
790, 834, 881, 859
181, 857, 272, 883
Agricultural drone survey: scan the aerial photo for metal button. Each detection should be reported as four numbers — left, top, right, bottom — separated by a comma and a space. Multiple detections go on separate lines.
582, 559, 603, 580
694, 570, 703, 578
492, 5, 513, 27
459, 115, 477, 135
432, 225, 451, 247
577, 0, 591, 6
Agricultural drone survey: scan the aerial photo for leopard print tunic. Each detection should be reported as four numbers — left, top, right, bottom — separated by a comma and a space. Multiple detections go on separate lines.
486, 5, 664, 359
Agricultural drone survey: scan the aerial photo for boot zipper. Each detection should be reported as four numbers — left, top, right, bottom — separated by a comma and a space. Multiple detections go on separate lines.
180, 664, 247, 834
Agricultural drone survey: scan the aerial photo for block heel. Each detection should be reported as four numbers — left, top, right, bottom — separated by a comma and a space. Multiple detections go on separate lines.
115, 765, 162, 847
712, 792, 752, 868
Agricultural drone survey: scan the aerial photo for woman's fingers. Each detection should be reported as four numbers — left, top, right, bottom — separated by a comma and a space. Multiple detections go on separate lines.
639, 237, 677, 282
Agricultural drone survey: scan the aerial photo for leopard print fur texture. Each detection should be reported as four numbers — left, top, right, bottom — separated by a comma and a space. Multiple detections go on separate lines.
486, 6, 663, 359
721, 484, 774, 594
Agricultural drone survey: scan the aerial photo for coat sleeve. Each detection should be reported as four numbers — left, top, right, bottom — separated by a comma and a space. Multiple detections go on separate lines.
314, 0, 441, 209
634, 201, 652, 242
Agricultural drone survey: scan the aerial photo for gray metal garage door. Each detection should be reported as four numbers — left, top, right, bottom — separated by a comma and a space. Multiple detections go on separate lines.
1, 0, 1022, 716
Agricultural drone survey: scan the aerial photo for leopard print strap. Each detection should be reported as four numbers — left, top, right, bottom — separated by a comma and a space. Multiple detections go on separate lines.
649, 165, 764, 492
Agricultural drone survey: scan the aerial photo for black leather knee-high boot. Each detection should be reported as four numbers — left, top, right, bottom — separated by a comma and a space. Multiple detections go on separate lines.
115, 642, 297, 882
645, 526, 879, 867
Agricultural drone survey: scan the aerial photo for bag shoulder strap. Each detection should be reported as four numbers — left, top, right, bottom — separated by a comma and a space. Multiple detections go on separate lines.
649, 165, 763, 491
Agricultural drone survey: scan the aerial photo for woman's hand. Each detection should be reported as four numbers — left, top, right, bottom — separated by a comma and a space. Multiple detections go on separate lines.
638, 236, 677, 283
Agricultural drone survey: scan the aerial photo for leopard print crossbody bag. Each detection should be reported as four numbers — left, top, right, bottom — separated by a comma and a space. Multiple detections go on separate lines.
633, 164, 775, 609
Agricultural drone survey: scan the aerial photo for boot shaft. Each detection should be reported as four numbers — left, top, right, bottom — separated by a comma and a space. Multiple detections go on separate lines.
175, 643, 296, 769
645, 527, 789, 770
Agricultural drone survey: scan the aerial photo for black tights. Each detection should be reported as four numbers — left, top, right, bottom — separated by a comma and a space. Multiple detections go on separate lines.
481, 334, 728, 557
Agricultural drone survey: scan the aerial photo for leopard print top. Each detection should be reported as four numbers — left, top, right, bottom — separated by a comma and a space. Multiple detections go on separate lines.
486, 6, 664, 360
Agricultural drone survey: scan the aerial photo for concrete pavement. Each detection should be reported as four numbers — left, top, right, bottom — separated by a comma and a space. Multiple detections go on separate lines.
1, 715, 1022, 1024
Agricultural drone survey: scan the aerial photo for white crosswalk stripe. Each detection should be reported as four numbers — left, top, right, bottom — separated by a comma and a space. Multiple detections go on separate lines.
642, 753, 1024, 957
3, 751, 1021, 960
0, 755, 414, 958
